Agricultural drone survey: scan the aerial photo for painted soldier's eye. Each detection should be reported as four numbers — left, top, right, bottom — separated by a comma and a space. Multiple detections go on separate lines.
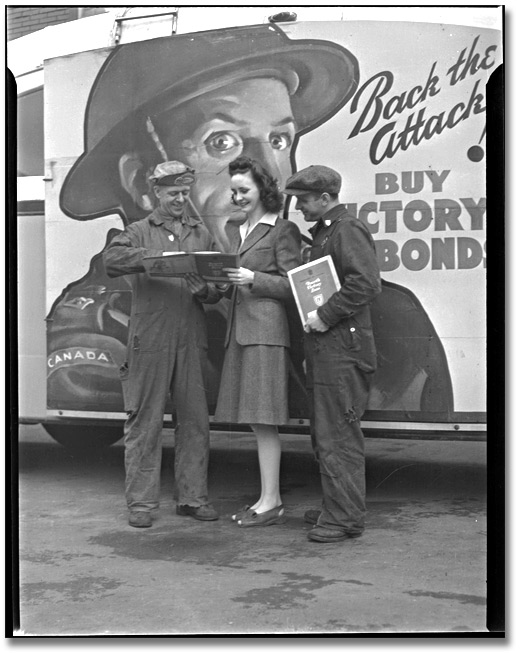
269, 132, 292, 150
205, 131, 242, 156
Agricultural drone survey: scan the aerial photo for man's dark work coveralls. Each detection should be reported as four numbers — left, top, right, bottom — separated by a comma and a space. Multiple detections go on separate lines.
104, 209, 220, 512
306, 204, 381, 536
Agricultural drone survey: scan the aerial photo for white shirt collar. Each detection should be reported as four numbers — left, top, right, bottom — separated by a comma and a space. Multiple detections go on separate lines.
239, 212, 278, 241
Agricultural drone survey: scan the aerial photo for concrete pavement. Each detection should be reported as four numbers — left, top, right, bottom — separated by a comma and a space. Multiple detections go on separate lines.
14, 425, 490, 635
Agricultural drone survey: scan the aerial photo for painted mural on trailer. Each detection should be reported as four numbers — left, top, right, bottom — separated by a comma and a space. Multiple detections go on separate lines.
45, 20, 500, 421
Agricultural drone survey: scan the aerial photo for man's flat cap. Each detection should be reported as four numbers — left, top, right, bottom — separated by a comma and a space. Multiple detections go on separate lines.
150, 161, 195, 187
283, 165, 342, 196
59, 23, 358, 220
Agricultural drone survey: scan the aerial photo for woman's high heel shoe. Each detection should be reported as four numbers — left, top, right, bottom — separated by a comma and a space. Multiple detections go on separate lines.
237, 505, 285, 527
231, 505, 251, 522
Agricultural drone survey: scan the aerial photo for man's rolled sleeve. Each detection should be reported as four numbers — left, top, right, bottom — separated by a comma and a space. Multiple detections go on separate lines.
103, 228, 163, 278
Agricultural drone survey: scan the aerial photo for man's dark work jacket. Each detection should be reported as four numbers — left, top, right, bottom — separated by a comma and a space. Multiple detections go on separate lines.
308, 203, 381, 372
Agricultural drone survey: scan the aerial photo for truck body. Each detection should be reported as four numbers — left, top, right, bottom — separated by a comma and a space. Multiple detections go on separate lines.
12, 6, 501, 445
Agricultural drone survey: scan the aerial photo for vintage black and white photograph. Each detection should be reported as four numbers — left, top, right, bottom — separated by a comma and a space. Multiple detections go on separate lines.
8, 2, 505, 638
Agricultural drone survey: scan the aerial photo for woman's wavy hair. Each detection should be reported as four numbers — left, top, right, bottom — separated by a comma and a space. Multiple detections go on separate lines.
228, 156, 284, 214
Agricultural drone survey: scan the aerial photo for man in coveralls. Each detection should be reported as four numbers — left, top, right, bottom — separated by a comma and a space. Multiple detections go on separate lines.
103, 161, 221, 528
284, 165, 381, 543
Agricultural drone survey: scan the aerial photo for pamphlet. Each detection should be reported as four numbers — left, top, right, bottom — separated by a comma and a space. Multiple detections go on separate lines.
143, 251, 239, 282
288, 255, 341, 327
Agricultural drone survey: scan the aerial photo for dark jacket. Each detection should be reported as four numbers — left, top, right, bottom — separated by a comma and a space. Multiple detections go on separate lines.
309, 203, 381, 370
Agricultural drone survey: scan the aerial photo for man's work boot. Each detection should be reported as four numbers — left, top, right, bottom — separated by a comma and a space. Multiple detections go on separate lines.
176, 504, 219, 521
129, 511, 152, 528
307, 525, 362, 543
304, 509, 321, 525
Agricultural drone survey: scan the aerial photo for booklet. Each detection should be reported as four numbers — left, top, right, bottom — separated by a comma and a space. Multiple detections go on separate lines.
288, 255, 341, 327
143, 251, 239, 282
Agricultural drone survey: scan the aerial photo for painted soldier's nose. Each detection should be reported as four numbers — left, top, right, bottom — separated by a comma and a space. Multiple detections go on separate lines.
242, 138, 283, 180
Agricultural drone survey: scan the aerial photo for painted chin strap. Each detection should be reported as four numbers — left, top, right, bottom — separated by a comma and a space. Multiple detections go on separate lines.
146, 116, 168, 162
146, 116, 203, 221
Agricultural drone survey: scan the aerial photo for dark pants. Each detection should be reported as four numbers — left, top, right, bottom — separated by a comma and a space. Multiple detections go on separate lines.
305, 329, 373, 535
121, 334, 210, 513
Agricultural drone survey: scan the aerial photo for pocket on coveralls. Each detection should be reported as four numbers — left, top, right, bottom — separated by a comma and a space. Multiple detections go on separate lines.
118, 361, 139, 414
130, 310, 166, 353
119, 362, 129, 380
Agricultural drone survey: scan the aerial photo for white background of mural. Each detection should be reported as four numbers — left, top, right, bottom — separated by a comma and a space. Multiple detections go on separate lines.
284, 19, 500, 412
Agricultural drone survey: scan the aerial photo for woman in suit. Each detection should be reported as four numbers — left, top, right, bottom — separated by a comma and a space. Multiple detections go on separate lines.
216, 156, 302, 527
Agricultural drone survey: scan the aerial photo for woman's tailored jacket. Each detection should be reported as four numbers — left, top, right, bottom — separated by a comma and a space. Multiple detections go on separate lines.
224, 218, 302, 348
309, 204, 382, 372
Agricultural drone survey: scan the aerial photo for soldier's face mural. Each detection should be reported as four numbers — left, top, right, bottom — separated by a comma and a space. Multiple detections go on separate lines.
174, 78, 295, 222
122, 77, 296, 242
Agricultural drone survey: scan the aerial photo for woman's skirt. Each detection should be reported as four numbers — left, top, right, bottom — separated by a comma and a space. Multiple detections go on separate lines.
215, 333, 290, 426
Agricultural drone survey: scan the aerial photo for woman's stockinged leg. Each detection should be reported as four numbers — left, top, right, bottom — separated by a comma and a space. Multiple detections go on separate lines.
250, 424, 282, 513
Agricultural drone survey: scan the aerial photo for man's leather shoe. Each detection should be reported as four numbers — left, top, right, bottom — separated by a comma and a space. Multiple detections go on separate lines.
304, 509, 321, 525
129, 511, 152, 528
307, 525, 362, 543
176, 504, 219, 521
